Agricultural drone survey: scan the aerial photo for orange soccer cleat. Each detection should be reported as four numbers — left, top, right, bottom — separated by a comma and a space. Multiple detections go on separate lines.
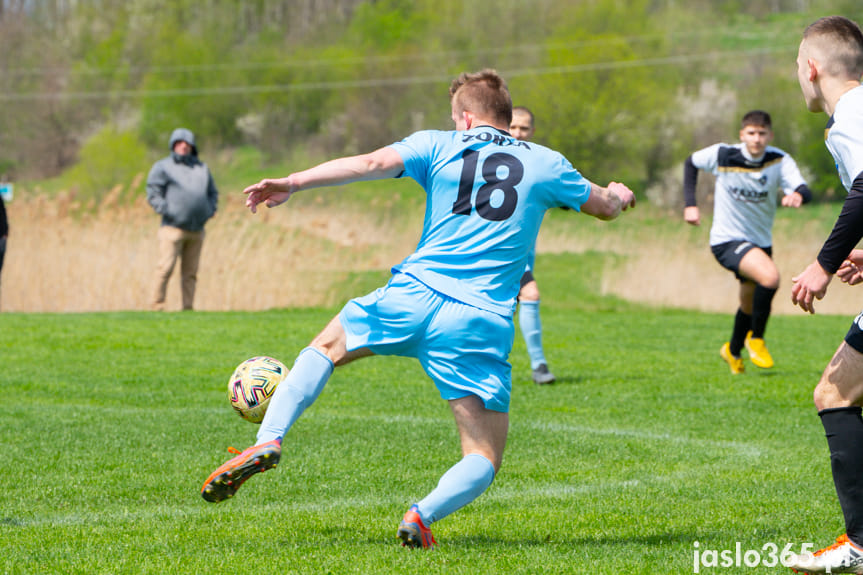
397, 505, 437, 549
201, 439, 281, 503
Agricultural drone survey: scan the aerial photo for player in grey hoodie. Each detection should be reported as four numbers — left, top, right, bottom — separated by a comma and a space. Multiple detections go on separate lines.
146, 128, 218, 310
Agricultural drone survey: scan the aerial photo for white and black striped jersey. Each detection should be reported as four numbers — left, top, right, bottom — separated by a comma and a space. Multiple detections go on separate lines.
826, 86, 863, 191
815, 86, 863, 273
690, 142, 807, 247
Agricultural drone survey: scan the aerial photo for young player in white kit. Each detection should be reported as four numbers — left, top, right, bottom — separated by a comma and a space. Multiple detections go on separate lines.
199, 70, 636, 549
785, 16, 863, 575
683, 110, 812, 374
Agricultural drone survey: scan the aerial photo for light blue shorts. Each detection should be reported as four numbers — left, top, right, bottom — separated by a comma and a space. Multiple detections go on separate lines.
339, 273, 514, 412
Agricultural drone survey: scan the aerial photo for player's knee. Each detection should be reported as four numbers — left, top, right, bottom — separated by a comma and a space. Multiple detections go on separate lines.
467, 448, 503, 473
307, 338, 348, 367
813, 382, 832, 410
486, 452, 503, 474
760, 273, 780, 290
519, 282, 540, 301
308, 316, 356, 366
814, 377, 844, 410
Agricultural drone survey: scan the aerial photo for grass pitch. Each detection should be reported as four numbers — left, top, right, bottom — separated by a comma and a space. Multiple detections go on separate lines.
0, 252, 852, 574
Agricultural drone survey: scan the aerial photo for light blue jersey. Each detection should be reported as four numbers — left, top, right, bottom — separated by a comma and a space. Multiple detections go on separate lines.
389, 126, 592, 316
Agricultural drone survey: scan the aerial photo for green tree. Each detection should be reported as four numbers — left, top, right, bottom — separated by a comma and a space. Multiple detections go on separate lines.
511, 0, 681, 190
64, 125, 149, 206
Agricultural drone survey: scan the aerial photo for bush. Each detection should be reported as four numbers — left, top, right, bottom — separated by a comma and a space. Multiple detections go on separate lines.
64, 125, 150, 206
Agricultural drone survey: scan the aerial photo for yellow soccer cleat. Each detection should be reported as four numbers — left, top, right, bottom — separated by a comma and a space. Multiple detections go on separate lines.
744, 331, 774, 369
719, 342, 745, 375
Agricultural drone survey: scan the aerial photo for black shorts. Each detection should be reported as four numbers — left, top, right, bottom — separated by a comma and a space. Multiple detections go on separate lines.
845, 311, 863, 354
520, 269, 535, 289
711, 240, 772, 282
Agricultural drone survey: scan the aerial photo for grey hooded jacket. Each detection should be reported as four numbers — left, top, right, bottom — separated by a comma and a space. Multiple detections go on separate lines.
146, 128, 218, 232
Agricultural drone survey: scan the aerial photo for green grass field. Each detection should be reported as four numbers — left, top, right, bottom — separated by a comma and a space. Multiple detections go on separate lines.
0, 252, 854, 574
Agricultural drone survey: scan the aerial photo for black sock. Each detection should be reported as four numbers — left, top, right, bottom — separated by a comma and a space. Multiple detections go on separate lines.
729, 309, 751, 356
751, 285, 777, 339
820, 407, 863, 545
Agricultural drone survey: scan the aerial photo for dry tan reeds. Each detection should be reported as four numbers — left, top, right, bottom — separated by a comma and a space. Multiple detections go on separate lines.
1, 192, 860, 316
0, 190, 416, 312
537, 212, 861, 316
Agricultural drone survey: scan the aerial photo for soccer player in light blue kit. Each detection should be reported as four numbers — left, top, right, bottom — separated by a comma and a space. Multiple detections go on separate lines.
510, 106, 557, 385
201, 69, 636, 548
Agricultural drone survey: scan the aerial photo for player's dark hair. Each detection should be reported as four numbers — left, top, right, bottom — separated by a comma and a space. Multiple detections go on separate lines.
513, 106, 535, 128
741, 110, 772, 129
450, 69, 513, 127
804, 16, 863, 79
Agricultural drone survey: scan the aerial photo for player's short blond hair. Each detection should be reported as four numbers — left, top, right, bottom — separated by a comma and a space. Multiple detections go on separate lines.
803, 16, 863, 80
449, 69, 513, 126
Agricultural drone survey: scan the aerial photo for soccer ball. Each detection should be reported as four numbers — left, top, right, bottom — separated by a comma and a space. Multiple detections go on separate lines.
227, 356, 288, 424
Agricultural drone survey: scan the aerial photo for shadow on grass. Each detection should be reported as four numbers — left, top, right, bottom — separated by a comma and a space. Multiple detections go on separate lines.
513, 375, 592, 387
449, 530, 716, 548
275, 526, 724, 551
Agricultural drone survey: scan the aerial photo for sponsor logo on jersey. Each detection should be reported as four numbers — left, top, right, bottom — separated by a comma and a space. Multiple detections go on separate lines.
462, 130, 531, 149
728, 186, 769, 203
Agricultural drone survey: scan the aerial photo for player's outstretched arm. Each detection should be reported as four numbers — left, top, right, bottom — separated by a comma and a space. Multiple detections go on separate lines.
580, 181, 636, 221
244, 147, 405, 213
793, 177, 863, 311
682, 155, 700, 225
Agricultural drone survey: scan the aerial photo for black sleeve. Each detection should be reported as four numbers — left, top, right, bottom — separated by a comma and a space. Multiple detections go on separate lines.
817, 173, 863, 274
0, 196, 7, 237
683, 155, 698, 207
794, 183, 813, 204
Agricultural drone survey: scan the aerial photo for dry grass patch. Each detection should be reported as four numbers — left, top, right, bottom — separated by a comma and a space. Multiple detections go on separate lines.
1, 193, 417, 312
2, 194, 859, 316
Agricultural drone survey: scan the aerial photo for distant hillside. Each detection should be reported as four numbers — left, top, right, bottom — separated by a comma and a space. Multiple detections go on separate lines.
2, 1, 860, 198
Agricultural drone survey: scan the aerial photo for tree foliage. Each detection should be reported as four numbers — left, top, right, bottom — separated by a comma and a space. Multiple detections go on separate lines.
64, 125, 149, 206
0, 0, 861, 202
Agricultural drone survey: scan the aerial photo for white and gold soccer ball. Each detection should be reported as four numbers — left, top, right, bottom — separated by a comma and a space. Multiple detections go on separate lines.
227, 356, 288, 424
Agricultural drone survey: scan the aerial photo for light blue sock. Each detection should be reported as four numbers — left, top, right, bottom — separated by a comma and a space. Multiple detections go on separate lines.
415, 454, 495, 525
519, 300, 546, 369
256, 347, 334, 444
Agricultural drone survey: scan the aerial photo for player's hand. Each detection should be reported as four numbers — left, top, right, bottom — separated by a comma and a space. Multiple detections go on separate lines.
837, 260, 863, 285
791, 260, 833, 314
608, 182, 636, 211
781, 192, 803, 208
837, 249, 863, 286
243, 177, 296, 213
683, 206, 700, 226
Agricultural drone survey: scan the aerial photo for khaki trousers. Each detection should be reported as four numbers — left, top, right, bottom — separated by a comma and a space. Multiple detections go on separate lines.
151, 226, 205, 311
